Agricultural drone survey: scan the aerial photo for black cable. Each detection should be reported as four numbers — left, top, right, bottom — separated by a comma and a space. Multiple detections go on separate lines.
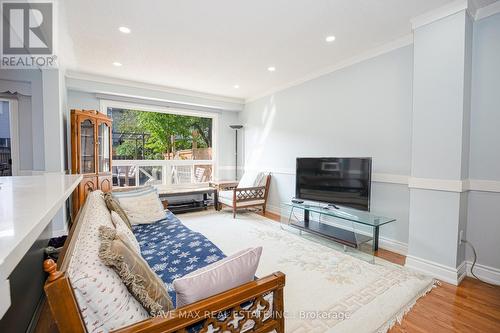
462, 239, 500, 286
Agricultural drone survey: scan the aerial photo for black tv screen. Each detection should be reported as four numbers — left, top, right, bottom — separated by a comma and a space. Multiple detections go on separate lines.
295, 157, 372, 211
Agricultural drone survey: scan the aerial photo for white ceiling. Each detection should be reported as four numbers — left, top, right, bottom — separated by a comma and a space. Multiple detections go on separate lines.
59, 0, 493, 100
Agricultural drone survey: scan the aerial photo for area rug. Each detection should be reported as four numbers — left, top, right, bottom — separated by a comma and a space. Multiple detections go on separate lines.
180, 210, 436, 333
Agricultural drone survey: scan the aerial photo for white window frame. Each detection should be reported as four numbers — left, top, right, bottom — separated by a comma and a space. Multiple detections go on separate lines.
0, 98, 19, 176
99, 99, 219, 185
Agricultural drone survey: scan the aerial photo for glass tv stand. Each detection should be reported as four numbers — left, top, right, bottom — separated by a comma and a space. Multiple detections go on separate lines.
280, 201, 396, 252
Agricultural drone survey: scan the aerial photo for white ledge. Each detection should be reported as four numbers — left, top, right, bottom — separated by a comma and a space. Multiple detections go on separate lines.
0, 174, 82, 318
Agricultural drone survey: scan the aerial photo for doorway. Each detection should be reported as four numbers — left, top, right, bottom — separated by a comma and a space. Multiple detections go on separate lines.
0, 99, 19, 176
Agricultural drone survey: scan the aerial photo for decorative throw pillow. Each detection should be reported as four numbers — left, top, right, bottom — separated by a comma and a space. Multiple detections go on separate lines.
237, 171, 262, 188
256, 172, 269, 187
110, 211, 141, 253
112, 187, 166, 224
173, 247, 262, 308
98, 226, 173, 315
104, 192, 132, 229
68, 191, 149, 332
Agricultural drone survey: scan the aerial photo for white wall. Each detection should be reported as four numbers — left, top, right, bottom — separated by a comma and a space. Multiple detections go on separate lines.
467, 13, 500, 271
240, 45, 413, 246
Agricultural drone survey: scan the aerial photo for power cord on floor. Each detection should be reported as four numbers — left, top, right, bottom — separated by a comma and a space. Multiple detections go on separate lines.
461, 239, 500, 286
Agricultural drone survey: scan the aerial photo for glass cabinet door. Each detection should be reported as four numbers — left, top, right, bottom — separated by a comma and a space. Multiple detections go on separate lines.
98, 122, 111, 173
80, 119, 95, 173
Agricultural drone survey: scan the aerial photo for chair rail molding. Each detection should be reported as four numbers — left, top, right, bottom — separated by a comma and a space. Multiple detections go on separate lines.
467, 179, 500, 193
242, 166, 500, 193
408, 177, 467, 192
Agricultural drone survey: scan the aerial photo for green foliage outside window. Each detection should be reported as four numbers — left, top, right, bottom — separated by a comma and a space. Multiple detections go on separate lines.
111, 109, 212, 160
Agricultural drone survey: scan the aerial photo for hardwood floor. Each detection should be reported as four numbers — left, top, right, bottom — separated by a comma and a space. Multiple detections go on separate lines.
389, 277, 500, 333
260, 211, 500, 332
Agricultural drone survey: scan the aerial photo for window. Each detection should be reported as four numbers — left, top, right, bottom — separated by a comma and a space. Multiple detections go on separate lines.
102, 101, 216, 188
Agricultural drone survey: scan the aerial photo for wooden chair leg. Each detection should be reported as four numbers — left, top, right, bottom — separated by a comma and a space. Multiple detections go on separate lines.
262, 205, 266, 215
233, 207, 236, 218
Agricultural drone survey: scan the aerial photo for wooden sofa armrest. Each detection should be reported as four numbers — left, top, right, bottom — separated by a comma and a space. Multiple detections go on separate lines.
113, 271, 286, 333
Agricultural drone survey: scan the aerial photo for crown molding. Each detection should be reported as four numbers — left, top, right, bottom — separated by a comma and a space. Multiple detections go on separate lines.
475, 1, 500, 20
65, 70, 245, 106
245, 34, 413, 103
410, 0, 472, 30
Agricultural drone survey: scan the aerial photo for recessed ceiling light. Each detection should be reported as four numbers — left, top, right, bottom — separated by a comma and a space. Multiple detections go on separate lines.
234, 84, 240, 89
112, 62, 122, 67
267, 66, 276, 72
325, 35, 336, 43
118, 26, 131, 34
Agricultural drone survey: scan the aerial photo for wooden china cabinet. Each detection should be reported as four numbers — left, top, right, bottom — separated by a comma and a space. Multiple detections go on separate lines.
71, 109, 113, 218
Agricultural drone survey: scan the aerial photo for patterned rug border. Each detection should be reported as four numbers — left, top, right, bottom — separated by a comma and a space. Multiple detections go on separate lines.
376, 279, 439, 333
181, 210, 438, 332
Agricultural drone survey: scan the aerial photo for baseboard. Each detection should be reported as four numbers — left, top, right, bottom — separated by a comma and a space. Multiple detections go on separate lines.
378, 237, 408, 256
270, 203, 499, 285
266, 203, 408, 255
405, 255, 464, 285
457, 261, 467, 284
266, 204, 281, 216
466, 261, 500, 285
405, 256, 464, 285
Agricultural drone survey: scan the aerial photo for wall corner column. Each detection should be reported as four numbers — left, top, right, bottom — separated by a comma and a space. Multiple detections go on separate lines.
406, 8, 473, 285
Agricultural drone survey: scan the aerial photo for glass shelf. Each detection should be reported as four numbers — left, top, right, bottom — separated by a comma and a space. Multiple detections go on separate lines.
281, 201, 395, 227
280, 201, 397, 259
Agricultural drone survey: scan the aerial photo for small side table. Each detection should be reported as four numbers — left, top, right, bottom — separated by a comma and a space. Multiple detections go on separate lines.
155, 186, 214, 214
209, 180, 239, 211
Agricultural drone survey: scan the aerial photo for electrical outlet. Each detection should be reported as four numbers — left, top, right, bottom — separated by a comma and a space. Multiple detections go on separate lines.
459, 230, 464, 244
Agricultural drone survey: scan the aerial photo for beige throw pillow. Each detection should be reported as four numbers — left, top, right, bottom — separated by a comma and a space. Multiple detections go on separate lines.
110, 211, 141, 253
104, 192, 132, 229
98, 226, 173, 316
173, 247, 262, 308
114, 189, 166, 224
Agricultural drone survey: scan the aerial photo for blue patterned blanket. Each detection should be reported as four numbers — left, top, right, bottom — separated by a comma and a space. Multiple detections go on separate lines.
132, 211, 226, 306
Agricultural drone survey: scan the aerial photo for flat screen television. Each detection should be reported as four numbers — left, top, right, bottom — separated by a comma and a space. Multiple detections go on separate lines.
295, 157, 372, 211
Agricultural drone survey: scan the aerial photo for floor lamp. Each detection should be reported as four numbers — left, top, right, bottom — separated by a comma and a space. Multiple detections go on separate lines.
229, 125, 243, 180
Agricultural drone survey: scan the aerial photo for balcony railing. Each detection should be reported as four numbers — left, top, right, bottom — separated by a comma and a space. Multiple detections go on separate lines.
112, 159, 214, 187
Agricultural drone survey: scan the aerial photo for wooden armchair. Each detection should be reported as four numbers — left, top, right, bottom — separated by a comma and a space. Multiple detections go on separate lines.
217, 173, 271, 218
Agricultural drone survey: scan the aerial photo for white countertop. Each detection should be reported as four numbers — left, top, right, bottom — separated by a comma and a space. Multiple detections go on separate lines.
0, 174, 82, 318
